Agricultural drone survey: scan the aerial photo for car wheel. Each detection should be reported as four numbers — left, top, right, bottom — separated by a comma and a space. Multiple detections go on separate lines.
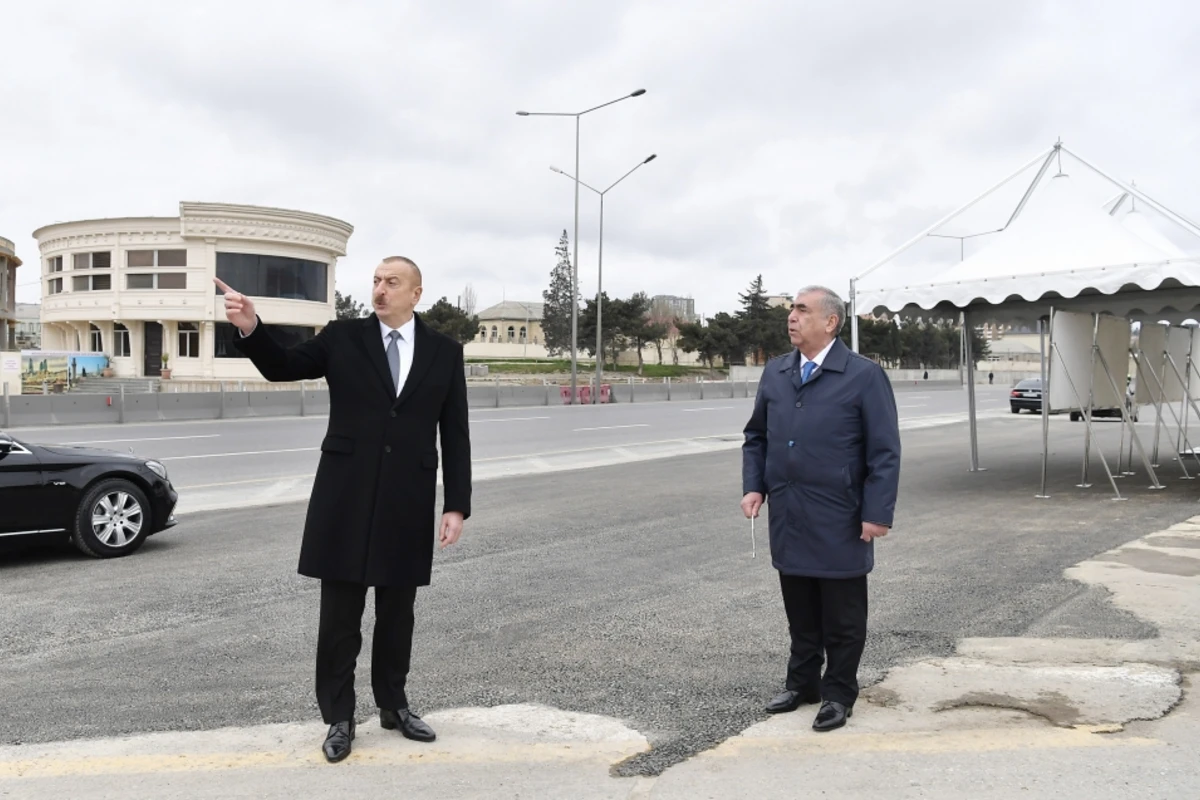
1011, 406, 1020, 414
72, 478, 151, 558
1070, 412, 1081, 422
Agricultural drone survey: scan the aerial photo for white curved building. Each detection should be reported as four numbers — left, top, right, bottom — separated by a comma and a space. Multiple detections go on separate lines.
33, 202, 353, 381
1, 235, 21, 350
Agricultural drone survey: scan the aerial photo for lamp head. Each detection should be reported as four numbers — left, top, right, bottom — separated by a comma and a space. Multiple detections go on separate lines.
630, 89, 647, 97
516, 111, 530, 116
644, 154, 657, 163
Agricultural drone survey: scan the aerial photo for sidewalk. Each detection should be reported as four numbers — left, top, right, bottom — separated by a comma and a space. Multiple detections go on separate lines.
3, 517, 1197, 799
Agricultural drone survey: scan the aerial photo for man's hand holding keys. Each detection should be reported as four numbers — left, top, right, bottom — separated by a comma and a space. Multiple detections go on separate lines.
214, 278, 257, 336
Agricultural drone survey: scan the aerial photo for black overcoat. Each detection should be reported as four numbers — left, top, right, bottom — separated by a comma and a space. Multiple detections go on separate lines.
234, 312, 471, 586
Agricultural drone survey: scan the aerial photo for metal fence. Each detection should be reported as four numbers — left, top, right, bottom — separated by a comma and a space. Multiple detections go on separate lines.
1, 379, 760, 428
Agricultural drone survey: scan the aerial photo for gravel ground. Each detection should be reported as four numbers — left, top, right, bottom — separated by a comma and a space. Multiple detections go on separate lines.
0, 416, 1188, 776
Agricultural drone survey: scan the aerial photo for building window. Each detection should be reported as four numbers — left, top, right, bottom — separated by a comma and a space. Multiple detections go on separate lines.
519, 326, 527, 344
47, 256, 63, 273
89, 324, 103, 352
478, 327, 486, 341
178, 322, 199, 357
507, 326, 515, 343
73, 252, 111, 270
48, 278, 63, 294
72, 274, 112, 292
214, 322, 315, 358
490, 326, 497, 342
127, 273, 188, 290
127, 249, 188, 267
113, 323, 131, 357
215, 253, 328, 303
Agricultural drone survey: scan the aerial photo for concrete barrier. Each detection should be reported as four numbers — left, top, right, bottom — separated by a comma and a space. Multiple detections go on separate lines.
8, 395, 55, 426
248, 391, 302, 417
159, 393, 223, 422
123, 393, 163, 424
49, 394, 121, 426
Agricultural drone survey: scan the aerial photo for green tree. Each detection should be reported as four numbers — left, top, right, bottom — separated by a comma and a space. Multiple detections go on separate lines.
541, 230, 576, 357
335, 290, 367, 320
735, 275, 777, 364
421, 297, 479, 344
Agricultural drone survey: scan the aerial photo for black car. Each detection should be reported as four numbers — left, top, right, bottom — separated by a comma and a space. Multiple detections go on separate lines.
1009, 378, 1138, 421
0, 431, 178, 558
1009, 378, 1044, 413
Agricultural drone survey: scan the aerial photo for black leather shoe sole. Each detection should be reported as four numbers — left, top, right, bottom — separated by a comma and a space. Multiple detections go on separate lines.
765, 690, 821, 714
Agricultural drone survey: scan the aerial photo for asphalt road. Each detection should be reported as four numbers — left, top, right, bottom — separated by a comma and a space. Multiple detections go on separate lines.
7, 385, 1013, 493
2, 413, 1193, 777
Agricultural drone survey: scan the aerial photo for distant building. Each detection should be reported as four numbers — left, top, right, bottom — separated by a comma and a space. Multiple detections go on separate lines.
1, 236, 21, 350
651, 294, 698, 323
466, 300, 548, 358
765, 294, 793, 309
14, 303, 40, 350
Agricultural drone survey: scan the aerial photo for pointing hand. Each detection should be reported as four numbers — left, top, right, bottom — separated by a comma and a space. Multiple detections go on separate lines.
214, 278, 257, 336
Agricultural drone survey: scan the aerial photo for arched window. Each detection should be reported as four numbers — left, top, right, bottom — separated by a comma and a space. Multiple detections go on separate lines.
519, 326, 527, 344
89, 324, 102, 352
113, 323, 131, 357
478, 326, 487, 341
490, 326, 498, 342
507, 326, 515, 343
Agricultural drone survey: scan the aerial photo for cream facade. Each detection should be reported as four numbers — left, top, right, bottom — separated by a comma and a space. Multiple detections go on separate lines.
1, 236, 21, 350
466, 300, 549, 359
34, 202, 353, 381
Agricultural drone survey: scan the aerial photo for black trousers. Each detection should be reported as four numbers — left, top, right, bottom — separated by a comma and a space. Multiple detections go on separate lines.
315, 579, 418, 724
779, 573, 868, 707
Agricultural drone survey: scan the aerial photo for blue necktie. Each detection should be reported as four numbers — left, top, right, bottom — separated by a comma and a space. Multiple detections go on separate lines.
801, 361, 816, 383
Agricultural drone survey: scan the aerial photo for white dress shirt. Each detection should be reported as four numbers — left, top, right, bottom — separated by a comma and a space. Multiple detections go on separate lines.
380, 316, 416, 396
799, 338, 836, 373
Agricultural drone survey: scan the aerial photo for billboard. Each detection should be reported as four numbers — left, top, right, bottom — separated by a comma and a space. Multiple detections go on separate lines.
20, 350, 109, 394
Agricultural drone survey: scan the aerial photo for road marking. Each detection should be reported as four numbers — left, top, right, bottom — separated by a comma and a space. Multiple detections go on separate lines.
473, 416, 551, 423
161, 447, 317, 461
58, 434, 222, 445
178, 474, 317, 491
573, 424, 651, 432
682, 406, 735, 412
897, 404, 928, 409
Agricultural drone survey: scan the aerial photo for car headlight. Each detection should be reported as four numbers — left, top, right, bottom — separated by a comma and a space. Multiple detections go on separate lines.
145, 460, 168, 481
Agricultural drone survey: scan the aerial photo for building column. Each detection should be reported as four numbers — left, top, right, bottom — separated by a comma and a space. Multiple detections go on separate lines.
201, 321, 215, 379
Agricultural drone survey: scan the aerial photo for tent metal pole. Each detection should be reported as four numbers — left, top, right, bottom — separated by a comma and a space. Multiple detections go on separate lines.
965, 310, 982, 472
1151, 339, 1168, 467
850, 277, 859, 352
1078, 314, 1100, 488
854, 146, 1057, 283
1162, 350, 1200, 463
1062, 146, 1200, 237
1004, 147, 1058, 229
1177, 332, 1194, 454
1037, 311, 1053, 498
1134, 347, 1200, 477
1053, 341, 1124, 500
1096, 344, 1163, 490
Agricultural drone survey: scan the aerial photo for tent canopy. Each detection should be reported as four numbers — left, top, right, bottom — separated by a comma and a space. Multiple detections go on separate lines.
854, 143, 1200, 326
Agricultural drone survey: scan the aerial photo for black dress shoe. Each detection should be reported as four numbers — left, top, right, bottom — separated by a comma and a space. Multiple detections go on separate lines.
380, 707, 437, 742
812, 700, 852, 732
765, 688, 821, 714
322, 719, 355, 763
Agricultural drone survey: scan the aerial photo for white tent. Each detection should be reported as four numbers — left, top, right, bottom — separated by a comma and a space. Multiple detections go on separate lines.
850, 141, 1200, 497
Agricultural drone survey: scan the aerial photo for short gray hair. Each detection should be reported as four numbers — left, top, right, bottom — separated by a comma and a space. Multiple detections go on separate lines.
797, 286, 846, 335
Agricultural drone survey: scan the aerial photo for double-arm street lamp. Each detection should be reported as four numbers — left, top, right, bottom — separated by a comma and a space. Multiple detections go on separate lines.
550, 154, 657, 401
517, 88, 647, 403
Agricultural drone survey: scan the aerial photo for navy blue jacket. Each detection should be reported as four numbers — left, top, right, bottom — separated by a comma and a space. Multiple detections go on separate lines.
742, 339, 901, 578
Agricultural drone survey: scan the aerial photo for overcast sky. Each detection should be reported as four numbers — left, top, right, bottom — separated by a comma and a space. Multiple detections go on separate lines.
3, 0, 1198, 318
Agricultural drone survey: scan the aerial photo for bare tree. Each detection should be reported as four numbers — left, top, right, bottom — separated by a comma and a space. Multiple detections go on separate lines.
459, 284, 478, 316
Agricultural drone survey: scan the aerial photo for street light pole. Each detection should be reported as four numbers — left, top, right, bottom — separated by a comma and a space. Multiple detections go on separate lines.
550, 154, 656, 402
517, 89, 646, 404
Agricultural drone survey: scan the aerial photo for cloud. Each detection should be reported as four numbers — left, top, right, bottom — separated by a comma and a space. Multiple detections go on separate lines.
3, 0, 1199, 321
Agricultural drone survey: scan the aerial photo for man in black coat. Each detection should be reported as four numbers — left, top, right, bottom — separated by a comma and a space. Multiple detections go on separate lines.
741, 286, 900, 733
215, 255, 471, 762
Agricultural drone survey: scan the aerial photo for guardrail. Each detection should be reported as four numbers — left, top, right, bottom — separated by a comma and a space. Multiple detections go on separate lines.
1, 379, 761, 428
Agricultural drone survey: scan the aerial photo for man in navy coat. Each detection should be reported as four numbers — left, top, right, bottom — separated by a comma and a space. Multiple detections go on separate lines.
742, 286, 900, 732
